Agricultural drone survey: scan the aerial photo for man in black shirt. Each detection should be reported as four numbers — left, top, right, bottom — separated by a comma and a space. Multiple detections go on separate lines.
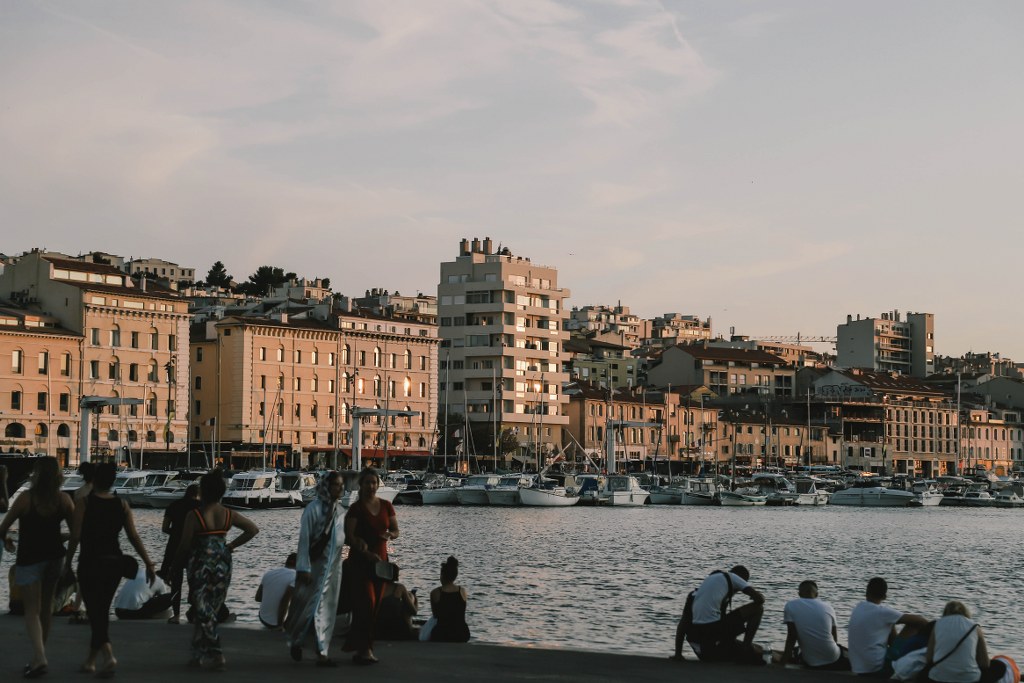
160, 483, 200, 624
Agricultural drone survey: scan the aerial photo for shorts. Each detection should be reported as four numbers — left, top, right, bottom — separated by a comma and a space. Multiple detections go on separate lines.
15, 558, 63, 586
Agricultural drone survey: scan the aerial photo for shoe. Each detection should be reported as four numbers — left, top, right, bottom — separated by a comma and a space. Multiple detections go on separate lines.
290, 644, 302, 662
167, 615, 180, 625
352, 655, 379, 666
23, 664, 48, 679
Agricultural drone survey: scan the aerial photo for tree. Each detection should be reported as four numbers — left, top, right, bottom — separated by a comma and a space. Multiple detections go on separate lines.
236, 265, 293, 296
204, 261, 233, 288
321, 277, 331, 290
498, 428, 521, 457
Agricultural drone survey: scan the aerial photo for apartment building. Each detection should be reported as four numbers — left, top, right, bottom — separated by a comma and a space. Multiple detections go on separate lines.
190, 310, 438, 469
565, 304, 649, 348
125, 257, 196, 286
837, 310, 935, 378
437, 238, 570, 463
0, 250, 191, 463
643, 313, 712, 348
565, 333, 638, 389
353, 288, 438, 326
0, 305, 81, 462
645, 344, 795, 397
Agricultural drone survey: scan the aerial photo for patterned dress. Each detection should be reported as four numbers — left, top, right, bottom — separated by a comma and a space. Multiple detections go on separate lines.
187, 507, 233, 660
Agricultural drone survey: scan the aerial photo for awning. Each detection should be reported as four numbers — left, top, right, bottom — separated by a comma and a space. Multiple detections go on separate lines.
320, 448, 432, 458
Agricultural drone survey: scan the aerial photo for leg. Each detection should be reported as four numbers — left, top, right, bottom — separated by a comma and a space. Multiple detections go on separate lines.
730, 602, 764, 647
20, 581, 48, 669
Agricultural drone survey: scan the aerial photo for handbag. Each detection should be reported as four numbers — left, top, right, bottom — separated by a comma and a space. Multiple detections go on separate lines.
917, 624, 978, 683
373, 561, 399, 582
309, 529, 330, 561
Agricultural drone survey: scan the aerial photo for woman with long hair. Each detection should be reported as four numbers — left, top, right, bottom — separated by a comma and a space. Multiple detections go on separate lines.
429, 556, 470, 643
924, 601, 1005, 683
0, 456, 74, 678
172, 469, 258, 671
64, 462, 156, 677
287, 470, 345, 666
343, 467, 399, 665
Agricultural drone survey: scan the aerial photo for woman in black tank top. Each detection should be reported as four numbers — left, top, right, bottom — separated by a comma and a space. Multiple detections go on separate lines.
0, 457, 74, 678
65, 462, 156, 678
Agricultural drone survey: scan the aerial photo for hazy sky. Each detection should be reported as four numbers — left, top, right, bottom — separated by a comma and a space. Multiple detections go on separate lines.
3, 1, 1022, 358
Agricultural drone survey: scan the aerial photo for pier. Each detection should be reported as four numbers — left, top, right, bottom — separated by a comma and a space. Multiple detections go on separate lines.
0, 617, 847, 682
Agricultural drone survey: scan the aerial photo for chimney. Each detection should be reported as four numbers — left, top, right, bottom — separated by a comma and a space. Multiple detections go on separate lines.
459, 239, 470, 256
483, 237, 493, 254
471, 238, 481, 253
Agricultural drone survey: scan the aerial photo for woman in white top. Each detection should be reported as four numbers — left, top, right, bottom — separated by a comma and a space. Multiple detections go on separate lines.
926, 601, 1005, 683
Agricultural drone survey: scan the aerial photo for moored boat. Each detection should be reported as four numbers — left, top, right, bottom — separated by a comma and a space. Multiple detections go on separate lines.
454, 474, 500, 506
829, 483, 916, 507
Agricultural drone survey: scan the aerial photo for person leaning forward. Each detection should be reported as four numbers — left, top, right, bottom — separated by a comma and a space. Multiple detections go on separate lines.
677, 565, 767, 664
783, 580, 851, 670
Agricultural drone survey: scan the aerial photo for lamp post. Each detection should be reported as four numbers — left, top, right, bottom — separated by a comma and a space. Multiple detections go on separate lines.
164, 360, 175, 460
350, 368, 359, 469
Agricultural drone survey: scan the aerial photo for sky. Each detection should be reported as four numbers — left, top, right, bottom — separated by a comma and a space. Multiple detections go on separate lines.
2, 1, 1023, 359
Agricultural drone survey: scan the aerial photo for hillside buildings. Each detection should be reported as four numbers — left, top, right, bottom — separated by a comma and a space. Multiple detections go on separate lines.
837, 310, 935, 378
437, 238, 570, 463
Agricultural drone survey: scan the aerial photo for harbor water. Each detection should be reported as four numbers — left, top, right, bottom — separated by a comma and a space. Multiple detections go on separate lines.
2, 505, 1020, 656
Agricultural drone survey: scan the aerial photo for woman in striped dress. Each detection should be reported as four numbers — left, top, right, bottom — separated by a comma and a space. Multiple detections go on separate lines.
173, 470, 258, 670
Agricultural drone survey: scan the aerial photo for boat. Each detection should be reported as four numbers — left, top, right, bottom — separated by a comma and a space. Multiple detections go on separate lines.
519, 476, 581, 507
962, 490, 997, 508
828, 482, 917, 507
338, 470, 400, 508
112, 470, 151, 500
908, 480, 943, 507
718, 488, 768, 506
485, 474, 535, 506
993, 485, 1024, 509
647, 484, 683, 505
144, 480, 191, 509
680, 477, 719, 505
579, 474, 649, 506
277, 471, 318, 507
454, 474, 501, 506
222, 471, 301, 509
793, 478, 831, 506
122, 470, 180, 507
60, 473, 85, 494
419, 476, 463, 505
752, 473, 805, 506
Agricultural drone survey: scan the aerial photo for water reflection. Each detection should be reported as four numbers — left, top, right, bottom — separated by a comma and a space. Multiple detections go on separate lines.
3, 505, 1017, 656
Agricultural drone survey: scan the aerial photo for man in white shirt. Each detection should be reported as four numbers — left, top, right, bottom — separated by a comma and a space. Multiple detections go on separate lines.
783, 580, 850, 670
848, 577, 928, 677
682, 565, 766, 664
256, 553, 297, 629
114, 568, 172, 619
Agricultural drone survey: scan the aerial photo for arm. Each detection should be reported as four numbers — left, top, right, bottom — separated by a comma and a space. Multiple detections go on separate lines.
897, 613, 929, 628
161, 508, 173, 535
975, 627, 989, 670
64, 494, 85, 569
123, 501, 156, 583
925, 630, 935, 665
228, 511, 259, 551
742, 586, 766, 605
277, 585, 294, 626
170, 513, 198, 574
672, 615, 688, 660
383, 507, 399, 540
0, 493, 28, 552
783, 622, 799, 663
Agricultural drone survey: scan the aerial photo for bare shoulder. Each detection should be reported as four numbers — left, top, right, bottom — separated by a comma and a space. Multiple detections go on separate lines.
460, 586, 469, 600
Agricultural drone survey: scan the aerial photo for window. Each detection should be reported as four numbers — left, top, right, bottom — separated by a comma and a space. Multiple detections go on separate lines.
147, 397, 157, 416
38, 352, 48, 374
151, 331, 159, 350
131, 331, 140, 348
194, 400, 201, 414
110, 328, 121, 347
389, 353, 397, 369
311, 350, 318, 365
293, 377, 301, 391
148, 362, 159, 382
11, 391, 22, 410
328, 352, 335, 366
259, 402, 265, 416
373, 348, 381, 367
91, 328, 101, 345
342, 345, 350, 364
358, 350, 366, 366
129, 363, 139, 382
277, 348, 284, 362
419, 382, 426, 398
294, 349, 302, 363
194, 376, 202, 390
196, 347, 203, 362
311, 376, 319, 392
169, 335, 176, 351
61, 353, 71, 377
12, 350, 23, 374
420, 355, 427, 371
89, 360, 100, 379
259, 347, 266, 361
108, 361, 119, 380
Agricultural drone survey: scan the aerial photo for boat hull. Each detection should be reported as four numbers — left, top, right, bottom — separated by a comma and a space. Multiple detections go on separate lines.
719, 492, 767, 506
648, 489, 682, 505
519, 488, 579, 507
680, 492, 716, 506
455, 488, 490, 506
420, 487, 459, 505
829, 489, 916, 507
485, 489, 521, 506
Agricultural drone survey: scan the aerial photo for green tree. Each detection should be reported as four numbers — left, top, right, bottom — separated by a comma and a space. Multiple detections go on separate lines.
236, 265, 294, 296
204, 260, 233, 288
498, 428, 520, 457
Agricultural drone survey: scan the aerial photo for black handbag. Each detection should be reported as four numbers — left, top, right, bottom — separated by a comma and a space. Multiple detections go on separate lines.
309, 529, 330, 561
373, 561, 399, 582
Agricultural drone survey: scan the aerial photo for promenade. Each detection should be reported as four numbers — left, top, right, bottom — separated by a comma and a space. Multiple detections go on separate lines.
0, 616, 850, 683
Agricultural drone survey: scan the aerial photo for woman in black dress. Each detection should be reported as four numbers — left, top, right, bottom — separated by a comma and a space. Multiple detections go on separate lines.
430, 556, 470, 643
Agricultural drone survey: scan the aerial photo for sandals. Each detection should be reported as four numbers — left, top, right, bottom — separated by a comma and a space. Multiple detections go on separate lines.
69, 611, 89, 625
23, 664, 48, 679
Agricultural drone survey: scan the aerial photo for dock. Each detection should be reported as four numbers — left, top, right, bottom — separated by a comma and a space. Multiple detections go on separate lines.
0, 616, 852, 682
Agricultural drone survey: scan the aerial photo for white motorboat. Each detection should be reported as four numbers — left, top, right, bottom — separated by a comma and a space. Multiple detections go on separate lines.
485, 474, 535, 506
112, 470, 151, 501
420, 477, 463, 505
680, 477, 718, 505
793, 478, 831, 505
278, 471, 318, 507
519, 484, 580, 506
222, 471, 300, 509
994, 485, 1024, 508
579, 474, 649, 507
647, 484, 683, 505
752, 473, 805, 506
455, 475, 501, 506
123, 471, 180, 507
60, 473, 85, 494
908, 481, 943, 507
338, 470, 400, 508
962, 490, 997, 508
144, 480, 191, 509
718, 488, 768, 506
829, 484, 916, 507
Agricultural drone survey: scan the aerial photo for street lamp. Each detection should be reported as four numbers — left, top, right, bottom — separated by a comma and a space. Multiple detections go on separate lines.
164, 360, 175, 458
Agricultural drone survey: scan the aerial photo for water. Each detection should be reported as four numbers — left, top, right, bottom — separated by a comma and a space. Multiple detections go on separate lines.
2, 505, 1021, 656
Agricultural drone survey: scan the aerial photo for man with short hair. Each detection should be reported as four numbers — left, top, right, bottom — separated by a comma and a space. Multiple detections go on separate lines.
256, 553, 297, 629
848, 577, 928, 677
684, 565, 767, 664
783, 580, 850, 670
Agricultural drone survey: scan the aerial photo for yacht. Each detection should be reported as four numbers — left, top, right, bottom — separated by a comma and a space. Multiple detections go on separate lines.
680, 477, 719, 505
519, 475, 581, 507
647, 482, 683, 505
908, 480, 943, 507
994, 485, 1024, 508
793, 478, 831, 506
962, 490, 997, 508
112, 470, 151, 501
419, 476, 463, 505
752, 473, 804, 506
277, 471, 318, 507
60, 473, 85, 494
222, 471, 298, 509
718, 488, 768, 506
122, 471, 180, 507
144, 480, 191, 509
579, 474, 649, 506
454, 474, 501, 506
338, 470, 400, 508
829, 482, 916, 507
485, 474, 534, 506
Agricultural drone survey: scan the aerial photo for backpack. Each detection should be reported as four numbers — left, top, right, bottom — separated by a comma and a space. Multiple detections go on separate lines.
681, 570, 734, 632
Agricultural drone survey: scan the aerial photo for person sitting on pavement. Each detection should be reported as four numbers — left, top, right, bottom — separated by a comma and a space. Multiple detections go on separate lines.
256, 553, 297, 630
783, 580, 851, 670
114, 568, 173, 620
923, 601, 1006, 683
684, 565, 767, 664
849, 576, 929, 677
376, 580, 419, 641
428, 556, 470, 643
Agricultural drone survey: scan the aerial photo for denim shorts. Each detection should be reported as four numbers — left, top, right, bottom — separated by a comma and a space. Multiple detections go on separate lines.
15, 557, 63, 586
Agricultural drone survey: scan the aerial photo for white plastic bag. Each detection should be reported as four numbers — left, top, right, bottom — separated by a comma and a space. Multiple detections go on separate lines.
891, 647, 928, 681
419, 616, 437, 642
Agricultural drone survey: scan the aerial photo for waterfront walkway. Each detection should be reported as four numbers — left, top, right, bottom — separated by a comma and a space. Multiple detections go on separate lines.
0, 617, 855, 683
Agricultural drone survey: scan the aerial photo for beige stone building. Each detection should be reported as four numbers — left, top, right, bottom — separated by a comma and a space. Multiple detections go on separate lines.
190, 310, 439, 469
437, 238, 570, 463
837, 310, 935, 378
0, 250, 191, 463
645, 344, 795, 397
0, 305, 81, 462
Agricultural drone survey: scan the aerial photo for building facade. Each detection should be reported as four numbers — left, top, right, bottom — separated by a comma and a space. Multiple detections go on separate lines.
190, 311, 439, 469
836, 310, 935, 378
0, 250, 191, 463
645, 344, 795, 397
437, 238, 570, 462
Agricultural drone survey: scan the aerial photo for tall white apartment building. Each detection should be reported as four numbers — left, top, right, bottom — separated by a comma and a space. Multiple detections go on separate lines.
438, 238, 570, 463
837, 310, 935, 378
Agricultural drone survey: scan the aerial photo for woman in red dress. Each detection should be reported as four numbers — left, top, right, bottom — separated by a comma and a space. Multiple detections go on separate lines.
343, 468, 398, 665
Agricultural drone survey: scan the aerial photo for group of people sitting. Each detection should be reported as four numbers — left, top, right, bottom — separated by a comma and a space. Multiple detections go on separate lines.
672, 566, 1018, 683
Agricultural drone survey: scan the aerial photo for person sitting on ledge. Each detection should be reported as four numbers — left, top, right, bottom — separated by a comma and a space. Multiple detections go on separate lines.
848, 576, 929, 677
375, 580, 419, 641
114, 567, 173, 620
681, 565, 767, 665
783, 580, 851, 670
429, 556, 470, 643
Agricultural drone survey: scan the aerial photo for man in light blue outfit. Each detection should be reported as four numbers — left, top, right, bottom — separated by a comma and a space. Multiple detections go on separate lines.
286, 471, 345, 667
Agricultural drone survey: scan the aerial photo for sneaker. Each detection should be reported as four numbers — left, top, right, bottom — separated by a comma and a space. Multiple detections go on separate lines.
167, 615, 180, 625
